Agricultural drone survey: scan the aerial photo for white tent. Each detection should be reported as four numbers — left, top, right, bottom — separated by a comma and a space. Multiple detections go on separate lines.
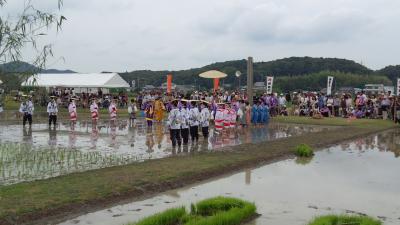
0, 79, 3, 85
21, 73, 130, 88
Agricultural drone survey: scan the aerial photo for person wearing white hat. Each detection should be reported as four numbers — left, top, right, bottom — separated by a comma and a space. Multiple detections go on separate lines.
47, 96, 58, 128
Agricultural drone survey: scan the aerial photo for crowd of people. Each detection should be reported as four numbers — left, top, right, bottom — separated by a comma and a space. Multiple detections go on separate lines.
12, 88, 400, 148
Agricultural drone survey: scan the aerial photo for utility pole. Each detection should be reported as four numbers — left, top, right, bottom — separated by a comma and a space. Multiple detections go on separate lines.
247, 57, 254, 105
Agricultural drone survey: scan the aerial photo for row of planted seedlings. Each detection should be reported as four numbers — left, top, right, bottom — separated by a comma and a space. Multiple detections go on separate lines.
127, 197, 257, 225
128, 196, 382, 225
0, 142, 148, 185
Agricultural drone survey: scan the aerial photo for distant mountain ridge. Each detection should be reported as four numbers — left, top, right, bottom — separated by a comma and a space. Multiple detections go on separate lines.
0, 61, 75, 74
119, 57, 398, 88
1, 57, 399, 89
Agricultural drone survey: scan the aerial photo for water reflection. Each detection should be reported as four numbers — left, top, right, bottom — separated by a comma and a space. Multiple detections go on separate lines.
0, 120, 337, 185
59, 130, 400, 225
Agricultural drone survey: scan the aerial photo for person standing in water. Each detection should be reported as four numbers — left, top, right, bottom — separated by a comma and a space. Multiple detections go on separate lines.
109, 99, 118, 123
19, 95, 34, 127
90, 98, 99, 124
47, 96, 58, 128
189, 100, 200, 142
199, 101, 211, 139
128, 98, 137, 126
167, 100, 182, 148
145, 101, 154, 127
68, 97, 78, 126
180, 101, 190, 145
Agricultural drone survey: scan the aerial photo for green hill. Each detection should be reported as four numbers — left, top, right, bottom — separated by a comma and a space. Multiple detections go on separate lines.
376, 65, 400, 84
119, 57, 375, 89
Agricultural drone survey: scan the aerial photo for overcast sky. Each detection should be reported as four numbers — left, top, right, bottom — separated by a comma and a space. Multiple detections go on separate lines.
3, 0, 400, 72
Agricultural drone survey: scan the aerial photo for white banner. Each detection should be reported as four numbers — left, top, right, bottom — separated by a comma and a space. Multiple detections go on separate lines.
266, 76, 274, 94
327, 76, 334, 96
397, 78, 400, 96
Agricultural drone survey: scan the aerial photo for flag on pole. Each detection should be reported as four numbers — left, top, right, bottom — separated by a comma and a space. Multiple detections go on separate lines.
266, 76, 274, 94
327, 76, 334, 96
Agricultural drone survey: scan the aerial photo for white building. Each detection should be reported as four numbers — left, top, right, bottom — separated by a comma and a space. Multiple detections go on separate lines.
21, 73, 130, 94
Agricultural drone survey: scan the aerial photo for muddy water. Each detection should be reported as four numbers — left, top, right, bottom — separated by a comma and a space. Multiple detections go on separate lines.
59, 130, 400, 225
0, 120, 332, 185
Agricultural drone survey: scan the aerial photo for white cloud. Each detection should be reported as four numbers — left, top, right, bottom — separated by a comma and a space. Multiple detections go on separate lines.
3, 0, 400, 72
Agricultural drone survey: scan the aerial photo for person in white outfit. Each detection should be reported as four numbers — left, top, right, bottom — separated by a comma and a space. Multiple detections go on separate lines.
200, 101, 211, 138
167, 100, 182, 147
47, 96, 58, 127
189, 100, 200, 142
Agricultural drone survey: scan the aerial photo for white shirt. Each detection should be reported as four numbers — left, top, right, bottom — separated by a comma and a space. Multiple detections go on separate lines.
189, 107, 200, 126
68, 102, 77, 113
200, 108, 210, 127
19, 101, 34, 115
180, 108, 190, 129
168, 108, 182, 130
47, 101, 58, 115
90, 103, 98, 113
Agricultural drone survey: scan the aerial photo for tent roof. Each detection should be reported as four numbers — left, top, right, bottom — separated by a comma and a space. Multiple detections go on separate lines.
21, 73, 130, 88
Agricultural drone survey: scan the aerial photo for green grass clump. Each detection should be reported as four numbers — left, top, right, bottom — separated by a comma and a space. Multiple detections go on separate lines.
127, 207, 186, 225
308, 215, 382, 225
185, 202, 256, 225
295, 144, 314, 157
127, 197, 256, 225
195, 197, 247, 216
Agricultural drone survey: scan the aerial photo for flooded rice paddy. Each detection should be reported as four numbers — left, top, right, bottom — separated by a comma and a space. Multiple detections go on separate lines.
0, 120, 331, 185
59, 129, 400, 225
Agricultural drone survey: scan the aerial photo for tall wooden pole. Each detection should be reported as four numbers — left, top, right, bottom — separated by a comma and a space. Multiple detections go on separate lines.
247, 57, 254, 105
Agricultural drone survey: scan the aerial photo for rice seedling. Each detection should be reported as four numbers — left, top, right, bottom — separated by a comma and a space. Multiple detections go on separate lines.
295, 143, 314, 157
130, 207, 186, 225
308, 215, 382, 225
127, 197, 257, 225
0, 142, 146, 185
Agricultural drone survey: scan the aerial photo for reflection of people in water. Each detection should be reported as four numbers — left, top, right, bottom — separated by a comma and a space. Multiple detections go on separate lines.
69, 128, 77, 149
90, 128, 99, 149
155, 124, 164, 149
128, 126, 136, 147
22, 126, 33, 145
48, 127, 57, 147
145, 127, 155, 153
110, 122, 117, 148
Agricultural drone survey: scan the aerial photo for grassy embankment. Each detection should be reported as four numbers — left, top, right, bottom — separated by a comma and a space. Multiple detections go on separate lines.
0, 117, 397, 225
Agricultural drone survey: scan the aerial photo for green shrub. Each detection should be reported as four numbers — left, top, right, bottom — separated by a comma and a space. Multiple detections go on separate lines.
295, 144, 314, 157
308, 215, 382, 225
127, 207, 186, 225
